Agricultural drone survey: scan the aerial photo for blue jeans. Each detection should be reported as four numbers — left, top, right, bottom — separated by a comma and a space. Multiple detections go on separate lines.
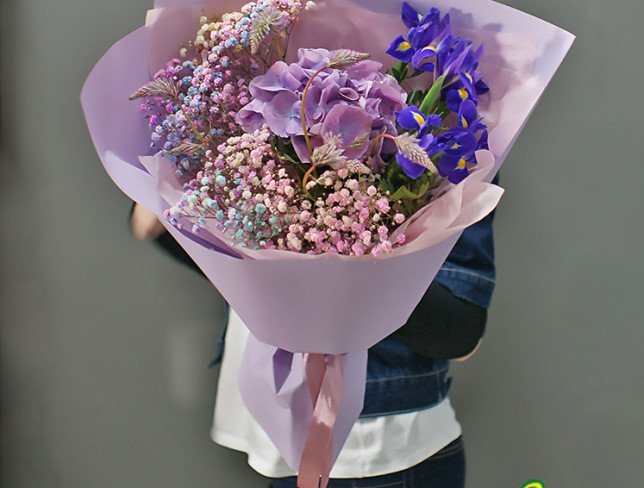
269, 435, 465, 488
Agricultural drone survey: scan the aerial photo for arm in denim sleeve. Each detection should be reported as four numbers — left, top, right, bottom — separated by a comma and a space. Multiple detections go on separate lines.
391, 173, 499, 359
390, 281, 487, 359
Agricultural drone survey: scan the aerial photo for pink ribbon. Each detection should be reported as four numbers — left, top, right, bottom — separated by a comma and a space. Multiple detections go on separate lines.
297, 353, 344, 488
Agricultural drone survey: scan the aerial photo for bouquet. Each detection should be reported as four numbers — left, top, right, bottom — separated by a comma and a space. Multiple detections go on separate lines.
81, 0, 573, 486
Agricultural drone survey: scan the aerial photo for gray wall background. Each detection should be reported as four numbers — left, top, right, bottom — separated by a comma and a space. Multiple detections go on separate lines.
1, 0, 642, 487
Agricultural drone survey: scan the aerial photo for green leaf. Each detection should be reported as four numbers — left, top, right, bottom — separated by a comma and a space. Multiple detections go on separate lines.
387, 168, 436, 202
391, 61, 409, 83
407, 90, 426, 106
419, 73, 447, 115
402, 199, 414, 215
416, 179, 430, 197
274, 138, 302, 165
278, 151, 299, 164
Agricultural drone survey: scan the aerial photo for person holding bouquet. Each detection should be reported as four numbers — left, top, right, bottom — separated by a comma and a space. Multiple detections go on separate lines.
82, 0, 572, 485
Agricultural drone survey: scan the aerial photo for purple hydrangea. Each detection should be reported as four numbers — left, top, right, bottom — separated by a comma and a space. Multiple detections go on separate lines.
237, 48, 406, 166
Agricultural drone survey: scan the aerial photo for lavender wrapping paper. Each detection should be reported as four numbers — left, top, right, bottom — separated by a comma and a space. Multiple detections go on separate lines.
81, 0, 574, 475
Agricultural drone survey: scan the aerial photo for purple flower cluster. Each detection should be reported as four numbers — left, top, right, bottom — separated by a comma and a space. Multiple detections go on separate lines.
237, 48, 407, 168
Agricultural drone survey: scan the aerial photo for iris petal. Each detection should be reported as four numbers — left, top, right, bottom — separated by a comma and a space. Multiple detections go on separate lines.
438, 154, 470, 183
401, 2, 422, 28
458, 100, 478, 128
425, 114, 442, 127
441, 127, 477, 156
477, 130, 489, 150
396, 153, 427, 179
475, 78, 490, 94
395, 106, 425, 130
448, 167, 469, 184
386, 35, 414, 62
445, 89, 465, 112
420, 7, 441, 27
417, 114, 442, 138
411, 46, 436, 71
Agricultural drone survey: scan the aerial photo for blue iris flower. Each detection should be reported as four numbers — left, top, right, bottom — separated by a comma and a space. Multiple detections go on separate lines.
409, 10, 450, 51
443, 45, 488, 111
439, 38, 473, 79
388, 4, 451, 68
395, 105, 442, 136
446, 86, 475, 112
437, 127, 477, 156
434, 127, 479, 184
437, 152, 473, 184
456, 100, 488, 153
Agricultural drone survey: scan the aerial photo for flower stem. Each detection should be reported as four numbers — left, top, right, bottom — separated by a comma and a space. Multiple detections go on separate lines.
370, 132, 397, 156
282, 28, 292, 59
300, 64, 328, 158
301, 161, 321, 195
274, 37, 285, 61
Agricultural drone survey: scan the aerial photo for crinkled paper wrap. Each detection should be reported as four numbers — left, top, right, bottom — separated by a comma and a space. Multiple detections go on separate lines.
81, 0, 574, 475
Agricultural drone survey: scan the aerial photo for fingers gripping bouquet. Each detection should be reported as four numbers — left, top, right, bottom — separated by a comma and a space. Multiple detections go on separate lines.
81, 0, 573, 486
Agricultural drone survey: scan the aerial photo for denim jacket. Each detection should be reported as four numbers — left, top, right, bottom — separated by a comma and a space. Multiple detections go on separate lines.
210, 175, 498, 417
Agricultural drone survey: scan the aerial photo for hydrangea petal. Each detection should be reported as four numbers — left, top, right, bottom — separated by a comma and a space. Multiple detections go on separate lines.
321, 105, 373, 159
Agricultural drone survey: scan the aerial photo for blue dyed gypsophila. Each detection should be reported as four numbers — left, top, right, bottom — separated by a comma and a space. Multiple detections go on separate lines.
133, 1, 315, 177
136, 60, 201, 175
386, 2, 489, 184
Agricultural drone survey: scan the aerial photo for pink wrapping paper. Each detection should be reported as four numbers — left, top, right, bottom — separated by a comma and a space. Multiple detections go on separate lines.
81, 0, 574, 481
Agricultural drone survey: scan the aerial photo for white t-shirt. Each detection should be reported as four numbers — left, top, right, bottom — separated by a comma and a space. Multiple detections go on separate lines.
210, 308, 462, 479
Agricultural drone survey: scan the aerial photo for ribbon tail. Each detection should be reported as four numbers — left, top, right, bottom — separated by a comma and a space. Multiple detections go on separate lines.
297, 354, 344, 488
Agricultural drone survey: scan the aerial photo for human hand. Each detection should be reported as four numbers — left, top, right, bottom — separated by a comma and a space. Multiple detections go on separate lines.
130, 203, 165, 240
452, 339, 482, 362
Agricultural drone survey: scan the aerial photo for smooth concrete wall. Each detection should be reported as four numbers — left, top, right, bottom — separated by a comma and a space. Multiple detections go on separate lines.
1, 0, 642, 487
